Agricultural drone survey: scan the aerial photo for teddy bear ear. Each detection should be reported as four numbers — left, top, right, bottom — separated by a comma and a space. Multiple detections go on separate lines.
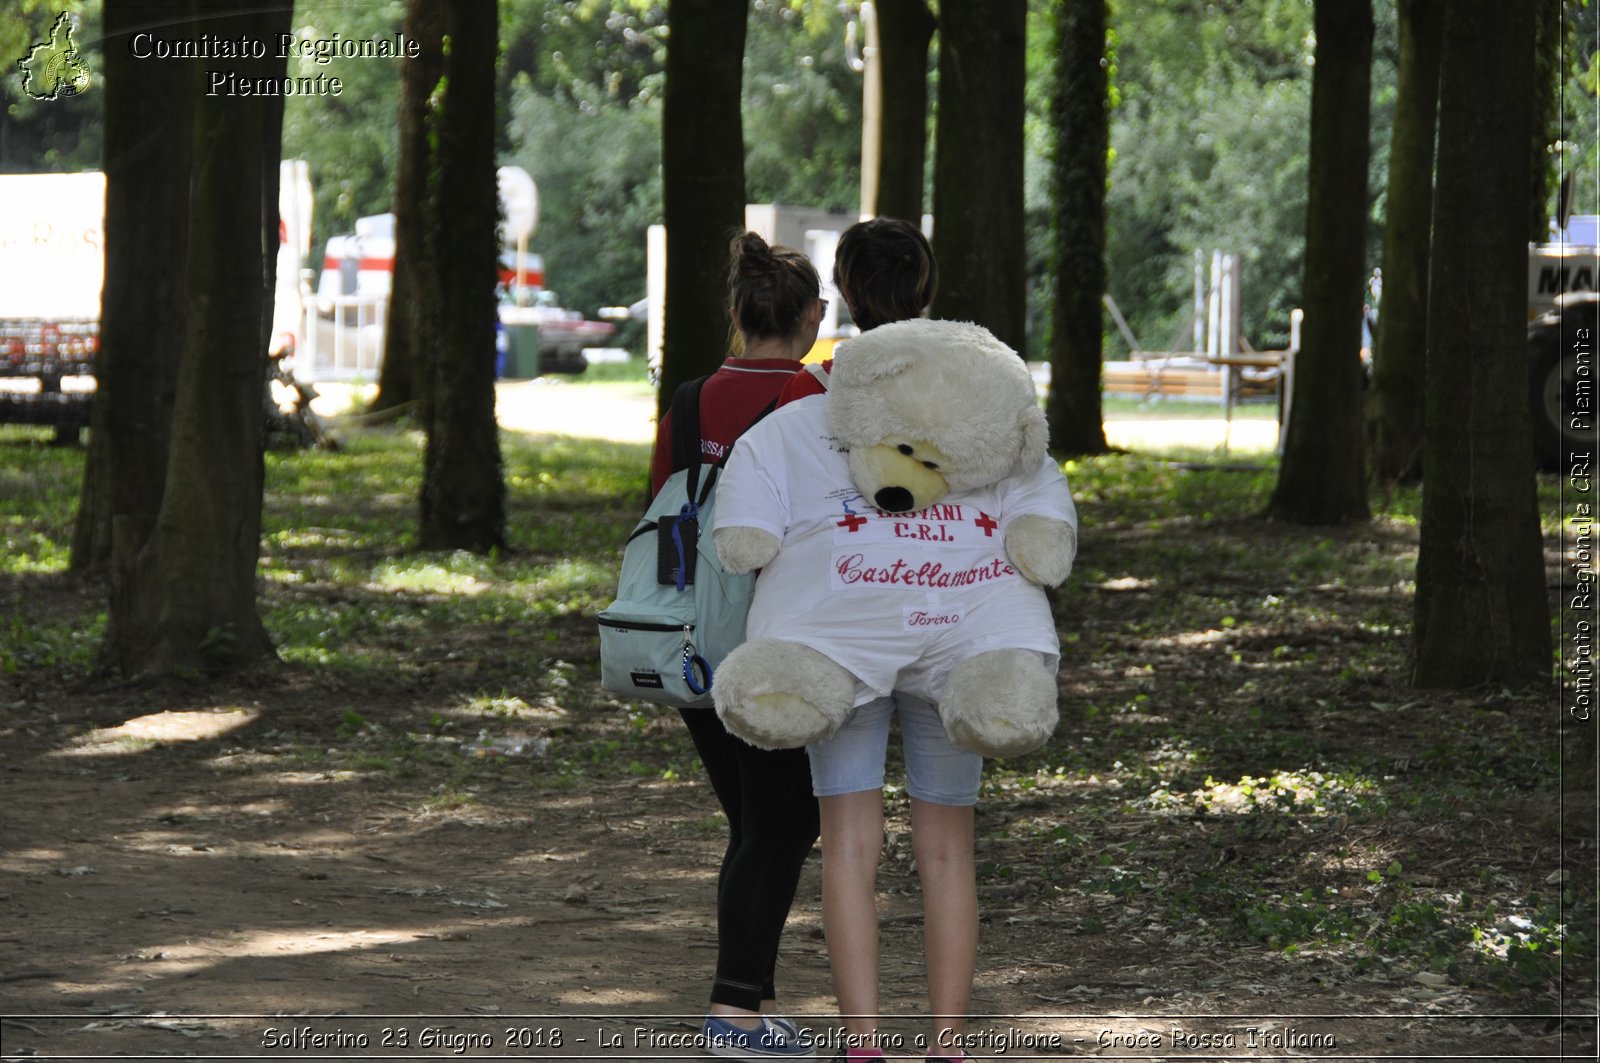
830, 320, 924, 386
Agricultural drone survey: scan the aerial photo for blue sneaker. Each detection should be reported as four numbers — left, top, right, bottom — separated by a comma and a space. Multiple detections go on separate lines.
702, 1014, 815, 1058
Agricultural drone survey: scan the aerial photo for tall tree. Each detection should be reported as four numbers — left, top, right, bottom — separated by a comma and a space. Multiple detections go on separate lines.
1045, 0, 1111, 455
373, 0, 446, 418
1266, 0, 1373, 525
105, 0, 292, 675
874, 0, 936, 225
1368, 0, 1442, 486
71, 0, 192, 577
1412, 0, 1550, 688
419, 0, 506, 553
659, 0, 748, 416
930, 0, 1028, 353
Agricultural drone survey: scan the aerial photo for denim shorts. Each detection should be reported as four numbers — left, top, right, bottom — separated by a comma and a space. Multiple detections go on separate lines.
806, 694, 983, 807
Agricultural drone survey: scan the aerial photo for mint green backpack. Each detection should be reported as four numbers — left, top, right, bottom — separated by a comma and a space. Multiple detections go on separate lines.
597, 377, 770, 708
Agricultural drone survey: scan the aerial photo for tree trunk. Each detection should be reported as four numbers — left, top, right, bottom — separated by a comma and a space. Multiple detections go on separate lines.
418, 0, 506, 554
1266, 0, 1373, 525
373, 0, 446, 419
1412, 0, 1550, 688
70, 0, 192, 577
1046, 0, 1111, 456
874, 0, 935, 226
659, 0, 748, 418
107, 0, 290, 676
930, 0, 1028, 354
1368, 0, 1442, 486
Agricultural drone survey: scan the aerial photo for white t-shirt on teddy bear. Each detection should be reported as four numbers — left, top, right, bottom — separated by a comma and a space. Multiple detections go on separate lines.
715, 395, 1078, 708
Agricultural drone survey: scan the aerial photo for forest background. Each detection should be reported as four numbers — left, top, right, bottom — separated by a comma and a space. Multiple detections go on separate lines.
9, 0, 1597, 360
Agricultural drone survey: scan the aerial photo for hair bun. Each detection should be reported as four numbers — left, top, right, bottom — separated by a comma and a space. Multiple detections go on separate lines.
732, 230, 775, 274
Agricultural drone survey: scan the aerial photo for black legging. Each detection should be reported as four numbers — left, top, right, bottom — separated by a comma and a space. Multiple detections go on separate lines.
679, 707, 821, 1012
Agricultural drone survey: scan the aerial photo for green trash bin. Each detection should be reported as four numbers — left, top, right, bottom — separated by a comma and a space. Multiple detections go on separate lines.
503, 322, 541, 379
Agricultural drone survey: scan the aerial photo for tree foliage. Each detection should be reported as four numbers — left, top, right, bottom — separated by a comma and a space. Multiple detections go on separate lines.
744, 3, 859, 213
0, 1, 102, 172
280, 1, 407, 253
1095, 0, 1399, 357
25, 0, 1585, 381
503, 79, 662, 322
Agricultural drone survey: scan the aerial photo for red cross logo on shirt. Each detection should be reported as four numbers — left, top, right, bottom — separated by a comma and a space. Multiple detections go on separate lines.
837, 512, 869, 533
974, 511, 998, 537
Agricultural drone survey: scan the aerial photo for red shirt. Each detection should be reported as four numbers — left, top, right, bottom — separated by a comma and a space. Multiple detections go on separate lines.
649, 358, 805, 493
775, 358, 832, 407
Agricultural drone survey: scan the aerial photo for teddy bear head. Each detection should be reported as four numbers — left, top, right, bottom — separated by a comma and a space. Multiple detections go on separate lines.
827, 319, 1048, 514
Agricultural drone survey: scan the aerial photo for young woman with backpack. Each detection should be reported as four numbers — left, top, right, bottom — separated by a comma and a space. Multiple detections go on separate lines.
652, 230, 825, 1059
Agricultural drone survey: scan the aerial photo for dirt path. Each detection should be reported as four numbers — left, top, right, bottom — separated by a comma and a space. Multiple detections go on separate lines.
0, 699, 1560, 1061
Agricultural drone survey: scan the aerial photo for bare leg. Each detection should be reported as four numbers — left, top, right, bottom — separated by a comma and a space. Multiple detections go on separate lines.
819, 790, 886, 1045
910, 797, 977, 1054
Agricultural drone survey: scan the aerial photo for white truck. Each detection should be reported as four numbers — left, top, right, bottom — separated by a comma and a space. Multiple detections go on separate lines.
0, 171, 103, 435
1529, 211, 1598, 468
0, 163, 315, 438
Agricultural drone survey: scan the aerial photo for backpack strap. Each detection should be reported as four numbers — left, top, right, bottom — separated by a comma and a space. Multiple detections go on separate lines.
669, 376, 707, 473
669, 376, 710, 504
668, 374, 779, 506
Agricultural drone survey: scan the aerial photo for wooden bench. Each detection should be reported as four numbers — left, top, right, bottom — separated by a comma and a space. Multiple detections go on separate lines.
1103, 359, 1279, 401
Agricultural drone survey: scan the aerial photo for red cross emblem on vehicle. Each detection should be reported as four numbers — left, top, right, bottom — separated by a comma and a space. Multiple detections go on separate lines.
837, 512, 869, 532
974, 511, 998, 536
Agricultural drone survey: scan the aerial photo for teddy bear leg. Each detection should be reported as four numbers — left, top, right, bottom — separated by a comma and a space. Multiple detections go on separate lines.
938, 649, 1059, 758
713, 639, 858, 750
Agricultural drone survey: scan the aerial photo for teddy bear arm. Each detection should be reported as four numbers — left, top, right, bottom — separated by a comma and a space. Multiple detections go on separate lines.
712, 524, 781, 574
1003, 514, 1078, 588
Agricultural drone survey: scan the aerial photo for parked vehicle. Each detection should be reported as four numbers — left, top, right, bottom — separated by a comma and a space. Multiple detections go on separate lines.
1528, 210, 1597, 468
501, 290, 615, 373
0, 163, 312, 440
316, 214, 612, 377
0, 172, 101, 438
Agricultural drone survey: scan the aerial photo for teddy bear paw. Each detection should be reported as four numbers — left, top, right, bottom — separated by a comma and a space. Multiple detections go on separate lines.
939, 648, 1059, 758
712, 526, 781, 574
713, 639, 857, 749
1003, 514, 1078, 588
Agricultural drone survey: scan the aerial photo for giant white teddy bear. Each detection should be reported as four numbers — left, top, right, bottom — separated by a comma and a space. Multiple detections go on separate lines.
710, 318, 1078, 757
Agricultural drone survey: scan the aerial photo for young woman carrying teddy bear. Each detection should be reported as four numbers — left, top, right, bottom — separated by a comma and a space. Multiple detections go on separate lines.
755, 217, 1076, 1063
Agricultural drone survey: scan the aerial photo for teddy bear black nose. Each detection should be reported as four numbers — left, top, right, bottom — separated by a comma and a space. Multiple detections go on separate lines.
874, 486, 914, 513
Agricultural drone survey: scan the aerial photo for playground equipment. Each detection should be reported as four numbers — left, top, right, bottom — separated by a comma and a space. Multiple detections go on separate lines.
1103, 251, 1300, 452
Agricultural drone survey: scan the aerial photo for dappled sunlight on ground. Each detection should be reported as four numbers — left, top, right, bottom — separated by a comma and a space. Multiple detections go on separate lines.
46, 709, 260, 757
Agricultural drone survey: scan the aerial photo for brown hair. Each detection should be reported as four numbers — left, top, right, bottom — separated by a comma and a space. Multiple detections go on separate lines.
832, 216, 938, 331
727, 230, 821, 343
